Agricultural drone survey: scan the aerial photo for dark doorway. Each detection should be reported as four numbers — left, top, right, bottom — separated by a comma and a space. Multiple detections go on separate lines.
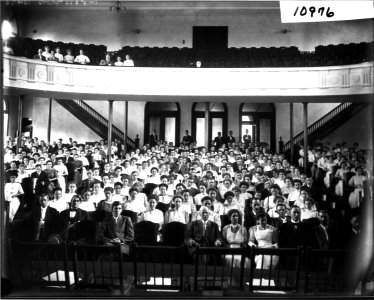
193, 26, 228, 51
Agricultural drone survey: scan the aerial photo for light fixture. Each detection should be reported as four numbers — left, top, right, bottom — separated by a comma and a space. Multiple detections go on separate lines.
109, 1, 126, 12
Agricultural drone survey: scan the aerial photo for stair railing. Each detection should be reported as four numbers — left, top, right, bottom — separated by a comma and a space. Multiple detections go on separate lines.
283, 102, 353, 153
59, 99, 136, 149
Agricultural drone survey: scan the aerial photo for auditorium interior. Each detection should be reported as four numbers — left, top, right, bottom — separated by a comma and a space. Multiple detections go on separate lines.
1, 0, 374, 298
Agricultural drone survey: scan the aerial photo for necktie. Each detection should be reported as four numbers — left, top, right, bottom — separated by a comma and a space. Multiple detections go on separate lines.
203, 222, 207, 235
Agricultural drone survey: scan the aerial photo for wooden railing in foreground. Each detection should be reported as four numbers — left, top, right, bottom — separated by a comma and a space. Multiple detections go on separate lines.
8, 240, 349, 295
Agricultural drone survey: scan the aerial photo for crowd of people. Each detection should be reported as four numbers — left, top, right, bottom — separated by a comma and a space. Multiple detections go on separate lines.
3, 132, 370, 267
31, 45, 135, 66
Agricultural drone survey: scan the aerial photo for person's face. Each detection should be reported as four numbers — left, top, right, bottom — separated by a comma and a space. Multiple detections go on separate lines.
277, 205, 286, 218
252, 200, 260, 210
68, 184, 76, 193
40, 196, 49, 208
174, 197, 182, 208
54, 190, 62, 199
112, 204, 122, 217
105, 190, 113, 200
306, 178, 313, 186
71, 197, 81, 209
226, 195, 233, 203
114, 185, 122, 194
149, 199, 157, 210
270, 188, 278, 196
208, 190, 216, 199
201, 209, 209, 221
291, 208, 301, 222
318, 212, 329, 226
294, 182, 301, 189
130, 191, 137, 199
257, 216, 267, 228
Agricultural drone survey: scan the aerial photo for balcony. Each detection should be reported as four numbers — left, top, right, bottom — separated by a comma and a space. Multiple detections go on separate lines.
3, 54, 373, 101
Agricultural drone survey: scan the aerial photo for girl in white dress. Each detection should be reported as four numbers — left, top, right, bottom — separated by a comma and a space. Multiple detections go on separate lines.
222, 209, 250, 268
248, 212, 279, 269
4, 175, 24, 222
348, 166, 367, 209
53, 158, 68, 194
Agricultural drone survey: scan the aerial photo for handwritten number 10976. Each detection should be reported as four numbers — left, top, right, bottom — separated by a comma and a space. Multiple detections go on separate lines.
294, 6, 335, 18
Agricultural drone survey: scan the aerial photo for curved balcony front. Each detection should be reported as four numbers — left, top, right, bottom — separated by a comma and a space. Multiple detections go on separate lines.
3, 54, 373, 101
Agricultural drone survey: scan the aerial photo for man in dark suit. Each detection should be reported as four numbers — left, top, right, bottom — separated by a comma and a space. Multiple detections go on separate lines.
181, 130, 194, 147
225, 130, 236, 146
185, 206, 223, 262
34, 49, 46, 60
271, 203, 290, 230
30, 193, 59, 242
98, 201, 134, 255
59, 195, 88, 242
78, 169, 100, 194
279, 206, 313, 249
30, 164, 49, 196
213, 132, 224, 151
312, 209, 341, 250
149, 130, 158, 147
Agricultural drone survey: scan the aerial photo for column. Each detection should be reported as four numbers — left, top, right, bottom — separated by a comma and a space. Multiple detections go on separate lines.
16, 95, 24, 151
123, 100, 128, 154
47, 98, 52, 143
290, 103, 294, 163
303, 102, 308, 174
205, 102, 210, 148
108, 100, 113, 162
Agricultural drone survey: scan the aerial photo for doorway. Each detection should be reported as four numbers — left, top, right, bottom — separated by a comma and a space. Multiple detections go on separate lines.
193, 26, 228, 51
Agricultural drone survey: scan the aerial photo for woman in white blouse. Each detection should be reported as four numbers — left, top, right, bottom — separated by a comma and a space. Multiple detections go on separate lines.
53, 158, 68, 193
164, 195, 189, 224
139, 195, 164, 227
5, 175, 24, 222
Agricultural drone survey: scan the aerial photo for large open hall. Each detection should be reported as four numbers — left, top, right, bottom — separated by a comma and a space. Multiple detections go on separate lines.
1, 0, 373, 298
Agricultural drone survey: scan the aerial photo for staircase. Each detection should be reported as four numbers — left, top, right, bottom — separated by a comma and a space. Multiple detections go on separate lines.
283, 102, 369, 153
55, 99, 136, 150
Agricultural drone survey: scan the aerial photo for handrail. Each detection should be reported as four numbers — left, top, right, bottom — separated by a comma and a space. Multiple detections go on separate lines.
58, 99, 136, 148
283, 102, 353, 152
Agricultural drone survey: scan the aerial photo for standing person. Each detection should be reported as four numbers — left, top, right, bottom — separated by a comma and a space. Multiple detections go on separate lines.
225, 130, 236, 145
243, 129, 252, 148
100, 54, 114, 66
98, 201, 134, 255
123, 54, 134, 67
64, 49, 75, 64
54, 47, 64, 62
150, 130, 158, 147
4, 175, 24, 222
181, 130, 193, 147
53, 158, 68, 194
213, 132, 224, 151
74, 49, 90, 65
114, 56, 123, 66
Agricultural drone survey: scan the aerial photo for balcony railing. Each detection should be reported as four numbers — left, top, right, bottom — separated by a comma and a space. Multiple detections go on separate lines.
3, 54, 373, 99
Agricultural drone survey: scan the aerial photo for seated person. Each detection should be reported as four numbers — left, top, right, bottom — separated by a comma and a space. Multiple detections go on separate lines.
139, 194, 164, 227
123, 54, 134, 67
42, 45, 52, 60
34, 49, 46, 61
59, 195, 88, 242
49, 187, 69, 213
74, 49, 90, 65
222, 209, 250, 267
114, 56, 123, 66
192, 196, 221, 228
30, 193, 59, 242
96, 187, 116, 213
185, 206, 223, 261
64, 49, 75, 64
54, 47, 64, 62
98, 201, 134, 255
99, 54, 114, 66
164, 195, 189, 224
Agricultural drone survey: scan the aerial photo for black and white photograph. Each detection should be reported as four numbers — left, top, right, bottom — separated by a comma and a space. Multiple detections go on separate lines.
1, 0, 373, 298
